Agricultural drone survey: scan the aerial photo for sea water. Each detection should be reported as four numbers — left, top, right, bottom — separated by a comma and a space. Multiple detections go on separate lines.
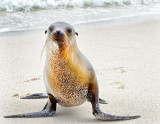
0, 0, 160, 32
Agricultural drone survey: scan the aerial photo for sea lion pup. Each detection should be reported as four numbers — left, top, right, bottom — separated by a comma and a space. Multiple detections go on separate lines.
4, 21, 140, 120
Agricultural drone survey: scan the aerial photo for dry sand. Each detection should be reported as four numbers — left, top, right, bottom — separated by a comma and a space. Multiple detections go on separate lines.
0, 17, 160, 124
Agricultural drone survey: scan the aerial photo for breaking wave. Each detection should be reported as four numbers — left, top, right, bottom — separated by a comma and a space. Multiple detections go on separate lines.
1, 0, 160, 12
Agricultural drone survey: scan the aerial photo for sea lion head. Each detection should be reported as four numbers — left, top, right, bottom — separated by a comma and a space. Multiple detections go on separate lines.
45, 21, 78, 48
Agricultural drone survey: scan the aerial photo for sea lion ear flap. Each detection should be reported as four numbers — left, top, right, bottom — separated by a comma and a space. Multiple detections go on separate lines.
45, 30, 47, 34
75, 32, 78, 36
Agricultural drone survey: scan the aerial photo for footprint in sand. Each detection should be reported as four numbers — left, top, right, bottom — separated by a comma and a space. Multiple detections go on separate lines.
31, 78, 40, 81
104, 67, 127, 73
112, 67, 127, 73
24, 80, 29, 82
110, 82, 125, 90
117, 85, 125, 90
13, 93, 19, 97
24, 77, 41, 82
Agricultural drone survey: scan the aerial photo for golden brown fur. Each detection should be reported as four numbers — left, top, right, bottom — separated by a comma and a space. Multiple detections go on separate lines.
44, 22, 96, 106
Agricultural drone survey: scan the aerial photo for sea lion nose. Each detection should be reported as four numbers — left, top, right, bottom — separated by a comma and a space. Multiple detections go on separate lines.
56, 30, 61, 35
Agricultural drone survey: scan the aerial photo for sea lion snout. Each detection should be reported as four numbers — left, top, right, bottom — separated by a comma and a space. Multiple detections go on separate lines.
52, 29, 65, 45
53, 30, 64, 38
56, 30, 61, 35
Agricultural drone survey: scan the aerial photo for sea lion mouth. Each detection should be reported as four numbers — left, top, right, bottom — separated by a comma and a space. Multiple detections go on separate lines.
53, 36, 64, 42
52, 31, 65, 46
52, 37, 65, 47
54, 36, 63, 40
53, 30, 63, 37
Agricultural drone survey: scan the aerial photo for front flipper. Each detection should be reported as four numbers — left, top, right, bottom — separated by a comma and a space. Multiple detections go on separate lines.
21, 93, 48, 99
88, 83, 140, 121
4, 94, 57, 118
4, 110, 55, 118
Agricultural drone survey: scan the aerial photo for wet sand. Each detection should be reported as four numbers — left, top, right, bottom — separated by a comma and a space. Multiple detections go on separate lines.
0, 17, 160, 124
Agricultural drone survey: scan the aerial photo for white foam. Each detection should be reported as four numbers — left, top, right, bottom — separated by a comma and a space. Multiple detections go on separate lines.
1, 0, 160, 33
1, 0, 160, 11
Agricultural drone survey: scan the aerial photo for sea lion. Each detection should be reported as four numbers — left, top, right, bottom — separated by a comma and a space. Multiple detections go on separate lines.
4, 21, 140, 120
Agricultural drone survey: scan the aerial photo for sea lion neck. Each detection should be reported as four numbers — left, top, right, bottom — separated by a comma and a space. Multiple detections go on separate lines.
45, 41, 78, 64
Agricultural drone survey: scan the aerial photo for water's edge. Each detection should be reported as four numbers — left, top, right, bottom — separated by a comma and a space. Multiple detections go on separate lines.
1, 0, 160, 12
1, 13, 160, 34
1, 1, 160, 33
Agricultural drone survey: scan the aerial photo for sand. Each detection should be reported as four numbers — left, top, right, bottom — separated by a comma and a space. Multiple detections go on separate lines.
0, 16, 160, 124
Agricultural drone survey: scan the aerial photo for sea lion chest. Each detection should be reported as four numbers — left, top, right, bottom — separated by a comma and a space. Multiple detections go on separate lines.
46, 50, 89, 107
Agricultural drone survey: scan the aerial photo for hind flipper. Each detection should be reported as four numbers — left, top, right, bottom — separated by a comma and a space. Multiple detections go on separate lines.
21, 93, 48, 99
88, 82, 140, 121
4, 94, 56, 118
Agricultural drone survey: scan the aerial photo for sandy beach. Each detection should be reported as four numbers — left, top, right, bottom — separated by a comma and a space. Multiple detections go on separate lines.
0, 17, 160, 124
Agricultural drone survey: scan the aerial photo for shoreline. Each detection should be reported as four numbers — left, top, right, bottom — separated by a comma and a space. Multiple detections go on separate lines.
0, 13, 160, 34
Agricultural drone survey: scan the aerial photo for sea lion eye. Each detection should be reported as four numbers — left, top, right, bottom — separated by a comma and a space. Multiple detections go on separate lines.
66, 28, 72, 34
49, 25, 54, 32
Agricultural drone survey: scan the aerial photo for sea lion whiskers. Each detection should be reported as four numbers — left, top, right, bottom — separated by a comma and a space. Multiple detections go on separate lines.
41, 32, 52, 57
41, 40, 47, 57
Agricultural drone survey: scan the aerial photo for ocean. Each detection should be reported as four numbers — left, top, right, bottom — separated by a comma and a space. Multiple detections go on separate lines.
0, 0, 160, 32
